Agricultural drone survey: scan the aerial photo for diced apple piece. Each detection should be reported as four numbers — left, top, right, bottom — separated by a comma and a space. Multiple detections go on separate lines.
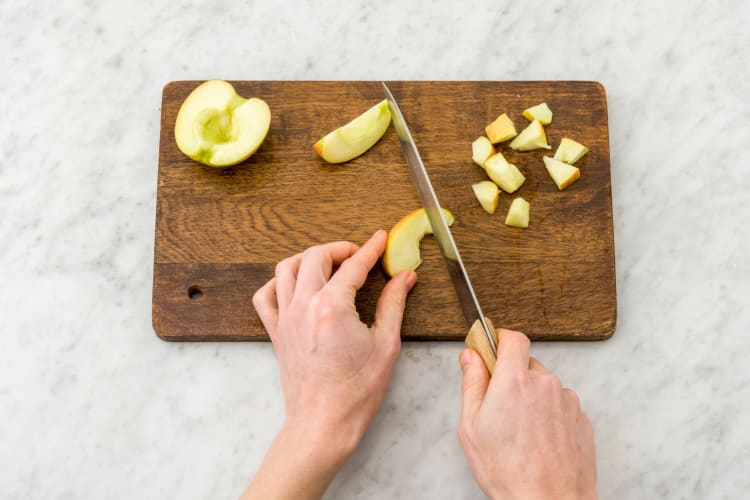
553, 137, 589, 164
313, 100, 391, 163
509, 119, 551, 151
472, 181, 500, 214
485, 113, 517, 144
382, 208, 455, 277
485, 153, 525, 193
472, 136, 496, 167
543, 156, 581, 190
505, 197, 530, 228
522, 102, 553, 125
174, 80, 271, 167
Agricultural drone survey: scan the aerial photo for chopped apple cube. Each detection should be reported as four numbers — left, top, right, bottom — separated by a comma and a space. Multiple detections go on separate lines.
553, 137, 589, 164
472, 136, 496, 167
509, 119, 551, 151
505, 197, 530, 228
485, 153, 525, 193
382, 208, 455, 277
485, 113, 517, 144
472, 181, 500, 214
522, 103, 553, 125
543, 156, 581, 190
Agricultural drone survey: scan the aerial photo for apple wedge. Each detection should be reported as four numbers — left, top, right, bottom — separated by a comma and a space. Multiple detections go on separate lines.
485, 153, 525, 193
505, 197, 530, 228
554, 137, 589, 164
313, 100, 391, 163
472, 181, 500, 214
485, 113, 517, 144
382, 208, 455, 277
509, 119, 551, 151
543, 156, 581, 190
472, 136, 496, 167
522, 102, 553, 125
174, 80, 271, 167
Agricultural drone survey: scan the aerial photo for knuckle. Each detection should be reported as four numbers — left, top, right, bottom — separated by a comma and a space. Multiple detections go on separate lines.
275, 257, 293, 277
563, 388, 581, 409
539, 372, 563, 391
504, 330, 530, 350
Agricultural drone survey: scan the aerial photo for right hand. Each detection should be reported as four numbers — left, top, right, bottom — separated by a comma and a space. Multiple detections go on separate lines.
458, 330, 597, 500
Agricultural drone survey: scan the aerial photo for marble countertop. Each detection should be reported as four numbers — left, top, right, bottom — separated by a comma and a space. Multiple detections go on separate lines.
2, 0, 749, 498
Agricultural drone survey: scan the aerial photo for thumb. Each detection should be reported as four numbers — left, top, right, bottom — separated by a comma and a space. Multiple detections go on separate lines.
372, 270, 417, 357
459, 349, 489, 427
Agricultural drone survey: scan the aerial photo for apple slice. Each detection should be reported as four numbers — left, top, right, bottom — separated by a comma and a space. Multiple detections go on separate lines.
509, 119, 551, 151
543, 156, 581, 190
485, 113, 517, 144
174, 80, 271, 167
484, 153, 525, 193
472, 136, 496, 167
472, 181, 500, 214
522, 102, 553, 125
313, 100, 391, 163
505, 197, 530, 228
553, 137, 589, 164
382, 208, 455, 277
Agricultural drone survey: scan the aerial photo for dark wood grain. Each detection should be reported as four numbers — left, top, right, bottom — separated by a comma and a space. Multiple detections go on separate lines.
153, 81, 616, 341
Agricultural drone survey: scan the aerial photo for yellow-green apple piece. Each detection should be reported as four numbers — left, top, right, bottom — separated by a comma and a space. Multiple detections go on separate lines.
472, 136, 496, 167
472, 180, 500, 214
509, 119, 551, 151
485, 153, 525, 193
313, 100, 391, 164
522, 102, 553, 125
382, 208, 455, 277
505, 197, 530, 228
485, 113, 517, 144
543, 156, 581, 190
553, 137, 589, 164
174, 79, 271, 167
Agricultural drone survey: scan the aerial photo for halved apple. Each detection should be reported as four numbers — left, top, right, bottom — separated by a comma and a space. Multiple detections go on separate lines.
174, 80, 271, 167
472, 136, 496, 167
485, 113, 517, 144
554, 137, 589, 164
522, 102, 553, 125
509, 119, 551, 151
484, 153, 525, 193
505, 197, 530, 228
472, 181, 500, 214
543, 156, 581, 190
313, 100, 391, 163
382, 208, 455, 277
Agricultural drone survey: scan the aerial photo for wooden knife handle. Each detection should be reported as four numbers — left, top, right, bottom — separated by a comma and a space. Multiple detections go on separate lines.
465, 318, 499, 375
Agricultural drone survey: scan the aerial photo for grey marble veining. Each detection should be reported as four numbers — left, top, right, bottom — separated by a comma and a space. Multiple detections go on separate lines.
1, 0, 749, 498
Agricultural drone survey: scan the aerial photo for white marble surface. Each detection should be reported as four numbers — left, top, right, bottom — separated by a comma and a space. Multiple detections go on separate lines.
1, 0, 749, 498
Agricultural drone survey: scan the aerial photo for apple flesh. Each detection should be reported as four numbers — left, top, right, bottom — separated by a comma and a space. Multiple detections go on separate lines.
485, 113, 517, 144
382, 208, 455, 277
509, 119, 551, 151
484, 153, 526, 193
553, 137, 589, 164
522, 102, 553, 125
505, 197, 530, 228
472, 181, 500, 214
472, 136, 496, 167
313, 100, 391, 163
174, 80, 271, 167
543, 156, 580, 190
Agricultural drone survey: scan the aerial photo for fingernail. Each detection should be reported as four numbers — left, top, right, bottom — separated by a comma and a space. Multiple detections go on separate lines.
405, 270, 417, 288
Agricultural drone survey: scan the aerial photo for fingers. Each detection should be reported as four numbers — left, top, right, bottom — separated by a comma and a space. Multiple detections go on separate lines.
252, 278, 279, 339
274, 254, 301, 311
295, 241, 359, 300
459, 349, 490, 428
326, 230, 388, 299
494, 329, 531, 374
529, 356, 547, 372
371, 270, 417, 358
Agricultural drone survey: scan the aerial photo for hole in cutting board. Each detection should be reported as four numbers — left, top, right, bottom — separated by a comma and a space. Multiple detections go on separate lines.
188, 285, 204, 300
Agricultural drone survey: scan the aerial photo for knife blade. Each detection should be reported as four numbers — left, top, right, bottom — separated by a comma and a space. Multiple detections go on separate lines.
381, 82, 498, 360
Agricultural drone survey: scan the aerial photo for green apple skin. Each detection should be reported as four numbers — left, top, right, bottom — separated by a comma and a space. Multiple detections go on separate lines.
313, 100, 391, 164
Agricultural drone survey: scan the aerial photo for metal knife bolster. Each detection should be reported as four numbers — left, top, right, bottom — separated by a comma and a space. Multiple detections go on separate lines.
381, 82, 497, 355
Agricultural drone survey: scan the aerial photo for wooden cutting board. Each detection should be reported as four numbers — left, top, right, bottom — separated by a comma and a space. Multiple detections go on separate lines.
153, 81, 616, 341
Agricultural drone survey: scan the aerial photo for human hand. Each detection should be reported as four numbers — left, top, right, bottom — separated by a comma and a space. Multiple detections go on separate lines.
458, 330, 597, 500
245, 230, 416, 500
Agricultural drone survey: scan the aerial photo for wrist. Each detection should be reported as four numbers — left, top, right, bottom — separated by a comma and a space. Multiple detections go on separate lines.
281, 412, 364, 467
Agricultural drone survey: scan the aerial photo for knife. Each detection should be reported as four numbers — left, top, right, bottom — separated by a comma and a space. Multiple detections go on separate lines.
382, 82, 500, 374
